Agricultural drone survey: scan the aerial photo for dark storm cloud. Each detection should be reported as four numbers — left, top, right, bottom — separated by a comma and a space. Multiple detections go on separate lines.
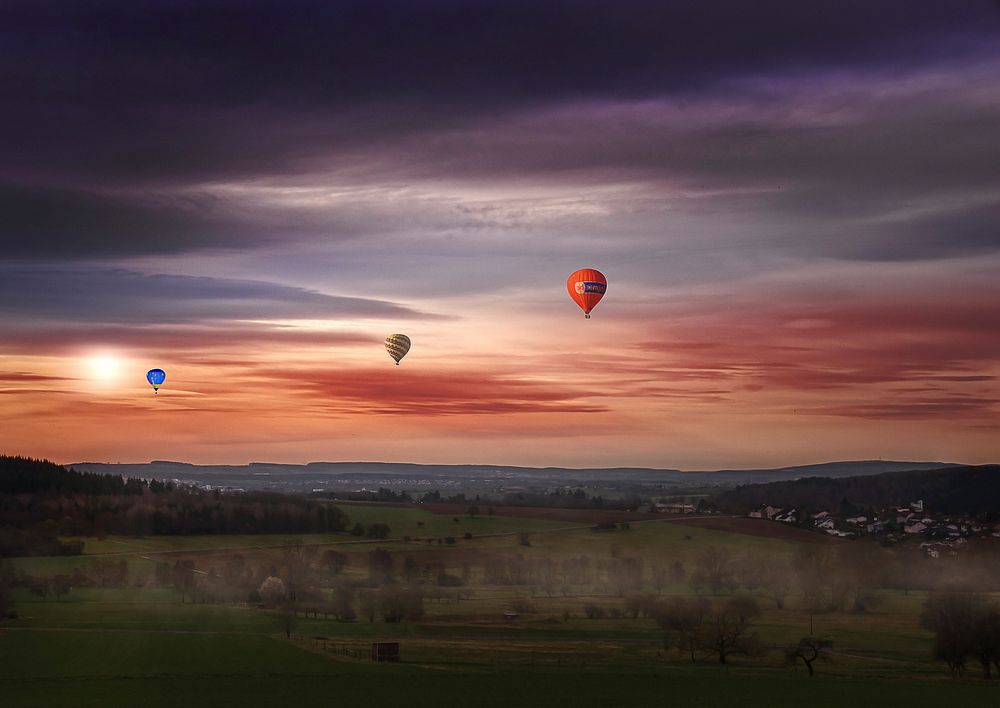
0, 183, 248, 258
0, 265, 427, 325
2, 0, 998, 186
1, 0, 999, 266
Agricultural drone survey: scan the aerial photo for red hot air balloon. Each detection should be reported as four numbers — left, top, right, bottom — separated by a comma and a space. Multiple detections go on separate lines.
566, 268, 607, 318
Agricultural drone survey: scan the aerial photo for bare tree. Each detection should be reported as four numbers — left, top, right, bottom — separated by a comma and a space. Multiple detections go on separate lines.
329, 583, 356, 621
785, 636, 833, 676
51, 575, 72, 601
699, 597, 762, 665
655, 596, 711, 662
378, 586, 425, 623
172, 560, 196, 603
278, 600, 297, 638
920, 592, 1000, 679
321, 549, 348, 575
691, 547, 735, 595
650, 565, 669, 593
403, 555, 421, 584
368, 548, 394, 585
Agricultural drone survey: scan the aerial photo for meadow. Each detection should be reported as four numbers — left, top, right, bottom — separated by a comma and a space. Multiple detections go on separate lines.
2, 503, 999, 707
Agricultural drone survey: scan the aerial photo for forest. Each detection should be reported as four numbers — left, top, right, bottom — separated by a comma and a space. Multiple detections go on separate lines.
0, 456, 347, 556
714, 465, 1000, 517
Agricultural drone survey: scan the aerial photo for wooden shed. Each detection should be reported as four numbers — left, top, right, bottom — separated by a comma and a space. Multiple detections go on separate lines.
371, 642, 400, 662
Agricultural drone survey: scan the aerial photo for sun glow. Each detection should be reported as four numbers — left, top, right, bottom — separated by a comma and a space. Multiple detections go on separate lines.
88, 354, 123, 384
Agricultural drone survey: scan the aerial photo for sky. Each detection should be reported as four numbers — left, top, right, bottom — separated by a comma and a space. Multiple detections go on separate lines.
2, 0, 1000, 469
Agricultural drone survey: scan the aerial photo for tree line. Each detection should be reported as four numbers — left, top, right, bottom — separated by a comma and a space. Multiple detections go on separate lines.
714, 465, 1000, 517
0, 456, 347, 555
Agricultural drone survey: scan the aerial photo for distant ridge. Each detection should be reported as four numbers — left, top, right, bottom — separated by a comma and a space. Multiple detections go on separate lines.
63, 459, 969, 494
688, 460, 962, 475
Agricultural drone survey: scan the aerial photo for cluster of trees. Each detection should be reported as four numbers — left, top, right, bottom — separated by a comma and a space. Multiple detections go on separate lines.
318, 487, 413, 503
681, 541, 1000, 610
656, 595, 764, 665
349, 522, 391, 539
0, 524, 83, 557
132, 543, 438, 628
244, 548, 431, 630
715, 465, 1000, 518
0, 556, 136, 616
921, 592, 1000, 679
417, 489, 642, 511
0, 456, 348, 548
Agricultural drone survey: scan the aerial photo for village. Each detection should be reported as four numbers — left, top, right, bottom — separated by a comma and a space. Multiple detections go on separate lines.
747, 500, 1000, 557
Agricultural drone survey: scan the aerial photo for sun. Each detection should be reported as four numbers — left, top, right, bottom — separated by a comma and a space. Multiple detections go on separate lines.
88, 354, 122, 383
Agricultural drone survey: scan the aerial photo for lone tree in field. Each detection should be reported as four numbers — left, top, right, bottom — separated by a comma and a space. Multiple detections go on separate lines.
368, 548, 394, 585
785, 636, 833, 676
329, 583, 356, 621
51, 575, 72, 602
654, 596, 711, 662
171, 560, 197, 603
278, 599, 297, 639
379, 586, 425, 623
691, 546, 735, 595
702, 596, 762, 664
321, 549, 348, 575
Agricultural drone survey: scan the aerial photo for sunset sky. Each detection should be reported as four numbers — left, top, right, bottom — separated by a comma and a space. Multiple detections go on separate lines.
2, 1, 999, 468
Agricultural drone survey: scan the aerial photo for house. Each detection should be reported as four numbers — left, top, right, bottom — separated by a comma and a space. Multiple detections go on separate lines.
826, 529, 854, 538
749, 505, 782, 519
814, 517, 835, 530
904, 522, 927, 534
845, 516, 867, 525
775, 509, 798, 524
910, 500, 924, 513
654, 502, 696, 514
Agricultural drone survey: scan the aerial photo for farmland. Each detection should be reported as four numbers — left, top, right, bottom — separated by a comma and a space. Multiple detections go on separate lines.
2, 502, 999, 707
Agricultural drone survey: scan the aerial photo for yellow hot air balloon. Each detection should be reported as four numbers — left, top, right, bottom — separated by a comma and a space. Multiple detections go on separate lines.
385, 334, 411, 365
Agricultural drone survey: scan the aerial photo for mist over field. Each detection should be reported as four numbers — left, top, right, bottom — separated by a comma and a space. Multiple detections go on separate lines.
3, 455, 1000, 708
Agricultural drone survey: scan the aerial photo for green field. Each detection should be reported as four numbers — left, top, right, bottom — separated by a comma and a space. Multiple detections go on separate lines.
3, 503, 998, 707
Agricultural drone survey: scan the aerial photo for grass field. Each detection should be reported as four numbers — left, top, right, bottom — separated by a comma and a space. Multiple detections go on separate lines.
3, 503, 998, 707
3, 629, 998, 708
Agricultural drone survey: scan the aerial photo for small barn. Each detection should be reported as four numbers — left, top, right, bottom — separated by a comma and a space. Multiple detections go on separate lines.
371, 642, 400, 662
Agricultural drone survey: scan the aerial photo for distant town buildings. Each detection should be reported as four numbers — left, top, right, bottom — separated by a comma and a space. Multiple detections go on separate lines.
745, 499, 996, 555
653, 502, 696, 514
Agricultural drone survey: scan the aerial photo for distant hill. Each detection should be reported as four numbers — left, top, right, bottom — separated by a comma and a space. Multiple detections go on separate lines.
714, 465, 1000, 516
65, 459, 965, 494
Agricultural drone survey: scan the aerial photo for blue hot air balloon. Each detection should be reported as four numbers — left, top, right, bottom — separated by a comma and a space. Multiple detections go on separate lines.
146, 368, 166, 394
